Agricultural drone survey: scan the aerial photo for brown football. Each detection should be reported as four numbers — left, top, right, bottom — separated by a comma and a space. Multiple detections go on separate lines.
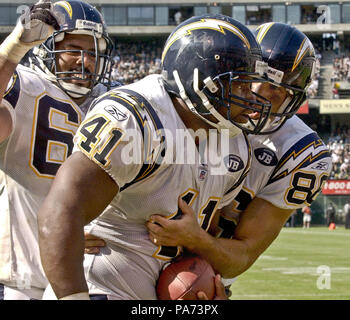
156, 255, 215, 300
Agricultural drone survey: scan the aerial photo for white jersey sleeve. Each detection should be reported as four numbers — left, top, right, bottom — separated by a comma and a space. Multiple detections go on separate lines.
1, 70, 21, 131
229, 118, 332, 214
217, 117, 332, 240
73, 90, 150, 189
256, 131, 331, 209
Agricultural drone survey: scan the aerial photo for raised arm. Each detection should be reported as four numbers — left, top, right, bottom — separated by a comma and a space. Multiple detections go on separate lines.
38, 151, 119, 299
0, 0, 59, 141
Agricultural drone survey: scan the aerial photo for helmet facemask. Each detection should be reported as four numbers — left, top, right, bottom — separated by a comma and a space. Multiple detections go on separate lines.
207, 69, 272, 135
253, 22, 317, 134
39, 28, 113, 99
29, 0, 114, 100
168, 61, 272, 138
255, 63, 313, 134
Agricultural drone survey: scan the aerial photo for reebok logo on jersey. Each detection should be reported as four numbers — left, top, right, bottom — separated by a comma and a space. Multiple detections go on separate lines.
254, 148, 278, 166
104, 105, 128, 121
311, 161, 329, 171
224, 154, 244, 173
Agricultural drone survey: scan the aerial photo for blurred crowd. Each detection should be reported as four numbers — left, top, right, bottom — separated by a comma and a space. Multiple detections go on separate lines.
327, 124, 350, 179
331, 55, 350, 84
111, 40, 163, 85
306, 51, 321, 98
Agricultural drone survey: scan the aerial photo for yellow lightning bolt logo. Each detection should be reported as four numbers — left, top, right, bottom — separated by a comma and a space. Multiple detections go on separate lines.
255, 22, 275, 44
292, 38, 315, 72
161, 18, 251, 63
55, 1, 73, 19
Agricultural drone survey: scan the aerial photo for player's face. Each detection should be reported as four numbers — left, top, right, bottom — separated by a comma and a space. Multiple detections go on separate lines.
252, 82, 291, 113
219, 76, 258, 124
55, 34, 98, 88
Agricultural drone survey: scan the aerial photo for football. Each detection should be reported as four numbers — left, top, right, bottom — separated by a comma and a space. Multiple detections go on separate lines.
156, 255, 216, 300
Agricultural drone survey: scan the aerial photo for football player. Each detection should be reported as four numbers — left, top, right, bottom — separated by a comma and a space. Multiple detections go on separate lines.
0, 0, 114, 299
38, 14, 271, 300
146, 23, 331, 286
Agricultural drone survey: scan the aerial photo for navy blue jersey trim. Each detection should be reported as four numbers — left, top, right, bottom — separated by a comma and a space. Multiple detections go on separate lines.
3, 71, 20, 108
99, 88, 166, 191
118, 89, 166, 191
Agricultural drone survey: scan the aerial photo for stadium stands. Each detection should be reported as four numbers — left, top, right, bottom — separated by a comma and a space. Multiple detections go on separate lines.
327, 123, 350, 179
111, 39, 163, 84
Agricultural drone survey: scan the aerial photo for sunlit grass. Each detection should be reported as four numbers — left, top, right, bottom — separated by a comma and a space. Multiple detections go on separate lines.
229, 227, 350, 300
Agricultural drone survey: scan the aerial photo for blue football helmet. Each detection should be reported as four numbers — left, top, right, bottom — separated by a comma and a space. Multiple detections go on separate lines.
161, 14, 272, 137
254, 22, 316, 134
30, 0, 114, 99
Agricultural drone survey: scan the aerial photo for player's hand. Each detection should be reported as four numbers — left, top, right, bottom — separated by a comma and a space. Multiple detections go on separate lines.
146, 197, 205, 250
146, 197, 205, 248
197, 274, 228, 300
0, 0, 59, 64
84, 232, 106, 254
19, 0, 60, 43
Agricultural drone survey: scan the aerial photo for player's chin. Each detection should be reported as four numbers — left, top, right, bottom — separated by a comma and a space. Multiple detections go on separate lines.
69, 79, 92, 88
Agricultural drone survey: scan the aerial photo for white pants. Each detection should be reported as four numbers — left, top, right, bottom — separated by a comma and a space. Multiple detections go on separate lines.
3, 285, 44, 300
303, 215, 311, 223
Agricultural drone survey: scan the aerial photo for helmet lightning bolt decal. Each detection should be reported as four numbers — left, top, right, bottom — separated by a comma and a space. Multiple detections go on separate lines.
162, 18, 251, 62
292, 38, 315, 72
55, 1, 73, 19
255, 22, 275, 44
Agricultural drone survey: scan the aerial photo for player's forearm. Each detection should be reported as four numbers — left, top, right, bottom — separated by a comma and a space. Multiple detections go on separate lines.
38, 199, 88, 298
38, 152, 119, 299
185, 228, 252, 278
0, 22, 32, 98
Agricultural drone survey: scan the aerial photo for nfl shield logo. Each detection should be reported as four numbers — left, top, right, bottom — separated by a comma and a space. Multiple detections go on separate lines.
198, 165, 208, 181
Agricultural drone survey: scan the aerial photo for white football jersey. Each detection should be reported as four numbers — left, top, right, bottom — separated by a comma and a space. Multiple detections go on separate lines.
218, 116, 332, 238
72, 74, 251, 299
0, 64, 104, 298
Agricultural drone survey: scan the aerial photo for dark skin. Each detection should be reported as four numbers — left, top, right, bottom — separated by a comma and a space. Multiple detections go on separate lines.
147, 197, 292, 278
38, 152, 118, 295
38, 76, 258, 298
145, 82, 295, 279
55, 34, 98, 105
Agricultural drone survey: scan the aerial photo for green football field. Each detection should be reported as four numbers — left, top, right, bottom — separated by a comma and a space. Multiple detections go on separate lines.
228, 226, 350, 300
